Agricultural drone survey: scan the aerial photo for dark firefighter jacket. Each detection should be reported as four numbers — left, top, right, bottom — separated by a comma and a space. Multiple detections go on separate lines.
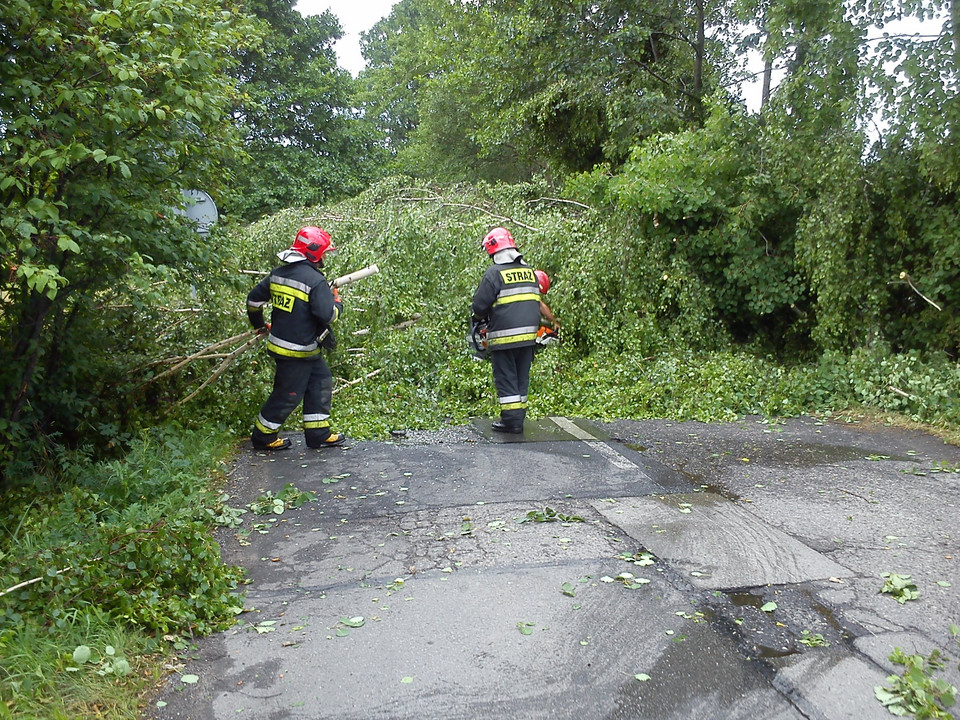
246, 260, 341, 358
472, 260, 541, 350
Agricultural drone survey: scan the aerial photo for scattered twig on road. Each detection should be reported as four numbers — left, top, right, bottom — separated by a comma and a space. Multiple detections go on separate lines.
839, 487, 874, 503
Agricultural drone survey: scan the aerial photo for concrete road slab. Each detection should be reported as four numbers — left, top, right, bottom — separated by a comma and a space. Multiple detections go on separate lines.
238, 438, 664, 516
146, 416, 960, 720
770, 652, 891, 720
592, 492, 854, 590
151, 498, 802, 719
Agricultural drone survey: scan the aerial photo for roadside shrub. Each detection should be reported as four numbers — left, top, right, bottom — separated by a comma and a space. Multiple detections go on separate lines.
0, 426, 243, 639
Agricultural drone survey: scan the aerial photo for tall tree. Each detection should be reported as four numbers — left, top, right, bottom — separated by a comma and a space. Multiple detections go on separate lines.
225, 0, 384, 220
0, 0, 256, 472
358, 0, 440, 154
359, 0, 736, 181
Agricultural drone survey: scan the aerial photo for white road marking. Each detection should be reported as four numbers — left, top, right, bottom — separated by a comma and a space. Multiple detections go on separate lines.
548, 416, 645, 473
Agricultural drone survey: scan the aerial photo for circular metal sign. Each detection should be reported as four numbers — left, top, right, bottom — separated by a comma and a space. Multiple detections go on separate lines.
177, 189, 219, 235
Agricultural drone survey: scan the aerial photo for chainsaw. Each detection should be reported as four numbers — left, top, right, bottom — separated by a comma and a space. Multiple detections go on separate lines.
467, 317, 489, 361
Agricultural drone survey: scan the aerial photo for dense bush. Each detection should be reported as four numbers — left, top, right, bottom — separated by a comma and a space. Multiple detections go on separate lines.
0, 427, 243, 635
2, 175, 958, 718
222, 177, 960, 438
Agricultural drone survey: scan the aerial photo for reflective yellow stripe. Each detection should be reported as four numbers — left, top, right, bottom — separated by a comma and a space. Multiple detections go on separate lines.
266, 341, 321, 358
493, 293, 540, 306
488, 332, 538, 346
500, 401, 526, 410
303, 419, 331, 429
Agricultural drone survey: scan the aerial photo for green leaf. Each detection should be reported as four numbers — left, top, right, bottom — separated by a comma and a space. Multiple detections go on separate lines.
72, 645, 92, 664
760, 602, 777, 612
561, 582, 576, 597
517, 621, 535, 635
181, 674, 199, 684
635, 673, 651, 682
56, 235, 81, 253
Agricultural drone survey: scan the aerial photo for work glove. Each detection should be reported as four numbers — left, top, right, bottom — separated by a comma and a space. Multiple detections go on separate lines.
321, 329, 337, 350
331, 286, 341, 302
257, 323, 271, 335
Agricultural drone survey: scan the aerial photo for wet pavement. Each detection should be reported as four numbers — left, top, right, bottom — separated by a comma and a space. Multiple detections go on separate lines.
146, 416, 960, 719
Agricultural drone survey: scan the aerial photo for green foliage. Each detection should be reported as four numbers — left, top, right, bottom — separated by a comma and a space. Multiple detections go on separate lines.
359, 0, 735, 180
875, 646, 957, 719
799, 630, 829, 647
0, 427, 244, 642
518, 507, 586, 524
0, 0, 260, 478
224, 0, 385, 221
249, 483, 317, 515
865, 143, 960, 355
603, 103, 808, 349
879, 573, 921, 604
0, 608, 162, 719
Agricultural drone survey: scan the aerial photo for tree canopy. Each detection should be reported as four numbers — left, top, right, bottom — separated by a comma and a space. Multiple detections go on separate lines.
1, 0, 958, 484
224, 0, 385, 220
0, 0, 257, 474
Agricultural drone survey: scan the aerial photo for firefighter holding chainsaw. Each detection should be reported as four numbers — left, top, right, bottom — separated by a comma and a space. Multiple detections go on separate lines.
246, 226, 347, 451
471, 227, 541, 434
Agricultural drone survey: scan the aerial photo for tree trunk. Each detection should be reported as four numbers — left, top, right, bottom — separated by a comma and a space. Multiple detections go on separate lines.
693, 0, 706, 119
9, 295, 53, 424
762, 57, 772, 106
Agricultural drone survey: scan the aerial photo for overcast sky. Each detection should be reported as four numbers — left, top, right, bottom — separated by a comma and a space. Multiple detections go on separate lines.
294, 1, 944, 111
295, 0, 399, 75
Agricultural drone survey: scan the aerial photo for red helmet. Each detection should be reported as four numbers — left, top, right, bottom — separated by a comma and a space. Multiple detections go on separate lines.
291, 226, 336, 263
534, 269, 550, 294
481, 227, 516, 256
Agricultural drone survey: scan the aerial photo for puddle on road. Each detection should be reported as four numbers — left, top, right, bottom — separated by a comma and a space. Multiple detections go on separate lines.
726, 591, 764, 609
755, 644, 799, 659
750, 442, 915, 467
670, 458, 742, 501
696, 483, 741, 502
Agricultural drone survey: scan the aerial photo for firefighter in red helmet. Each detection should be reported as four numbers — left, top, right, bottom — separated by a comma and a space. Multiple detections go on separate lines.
471, 227, 541, 434
245, 226, 347, 451
534, 269, 560, 346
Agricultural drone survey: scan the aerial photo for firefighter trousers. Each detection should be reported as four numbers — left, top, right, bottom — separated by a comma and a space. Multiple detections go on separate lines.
252, 353, 334, 448
490, 345, 535, 429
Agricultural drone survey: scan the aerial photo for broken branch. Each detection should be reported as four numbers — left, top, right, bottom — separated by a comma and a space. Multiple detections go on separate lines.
333, 369, 382, 395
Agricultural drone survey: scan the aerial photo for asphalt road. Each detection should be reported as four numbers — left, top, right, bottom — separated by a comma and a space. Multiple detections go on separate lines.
145, 415, 960, 720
